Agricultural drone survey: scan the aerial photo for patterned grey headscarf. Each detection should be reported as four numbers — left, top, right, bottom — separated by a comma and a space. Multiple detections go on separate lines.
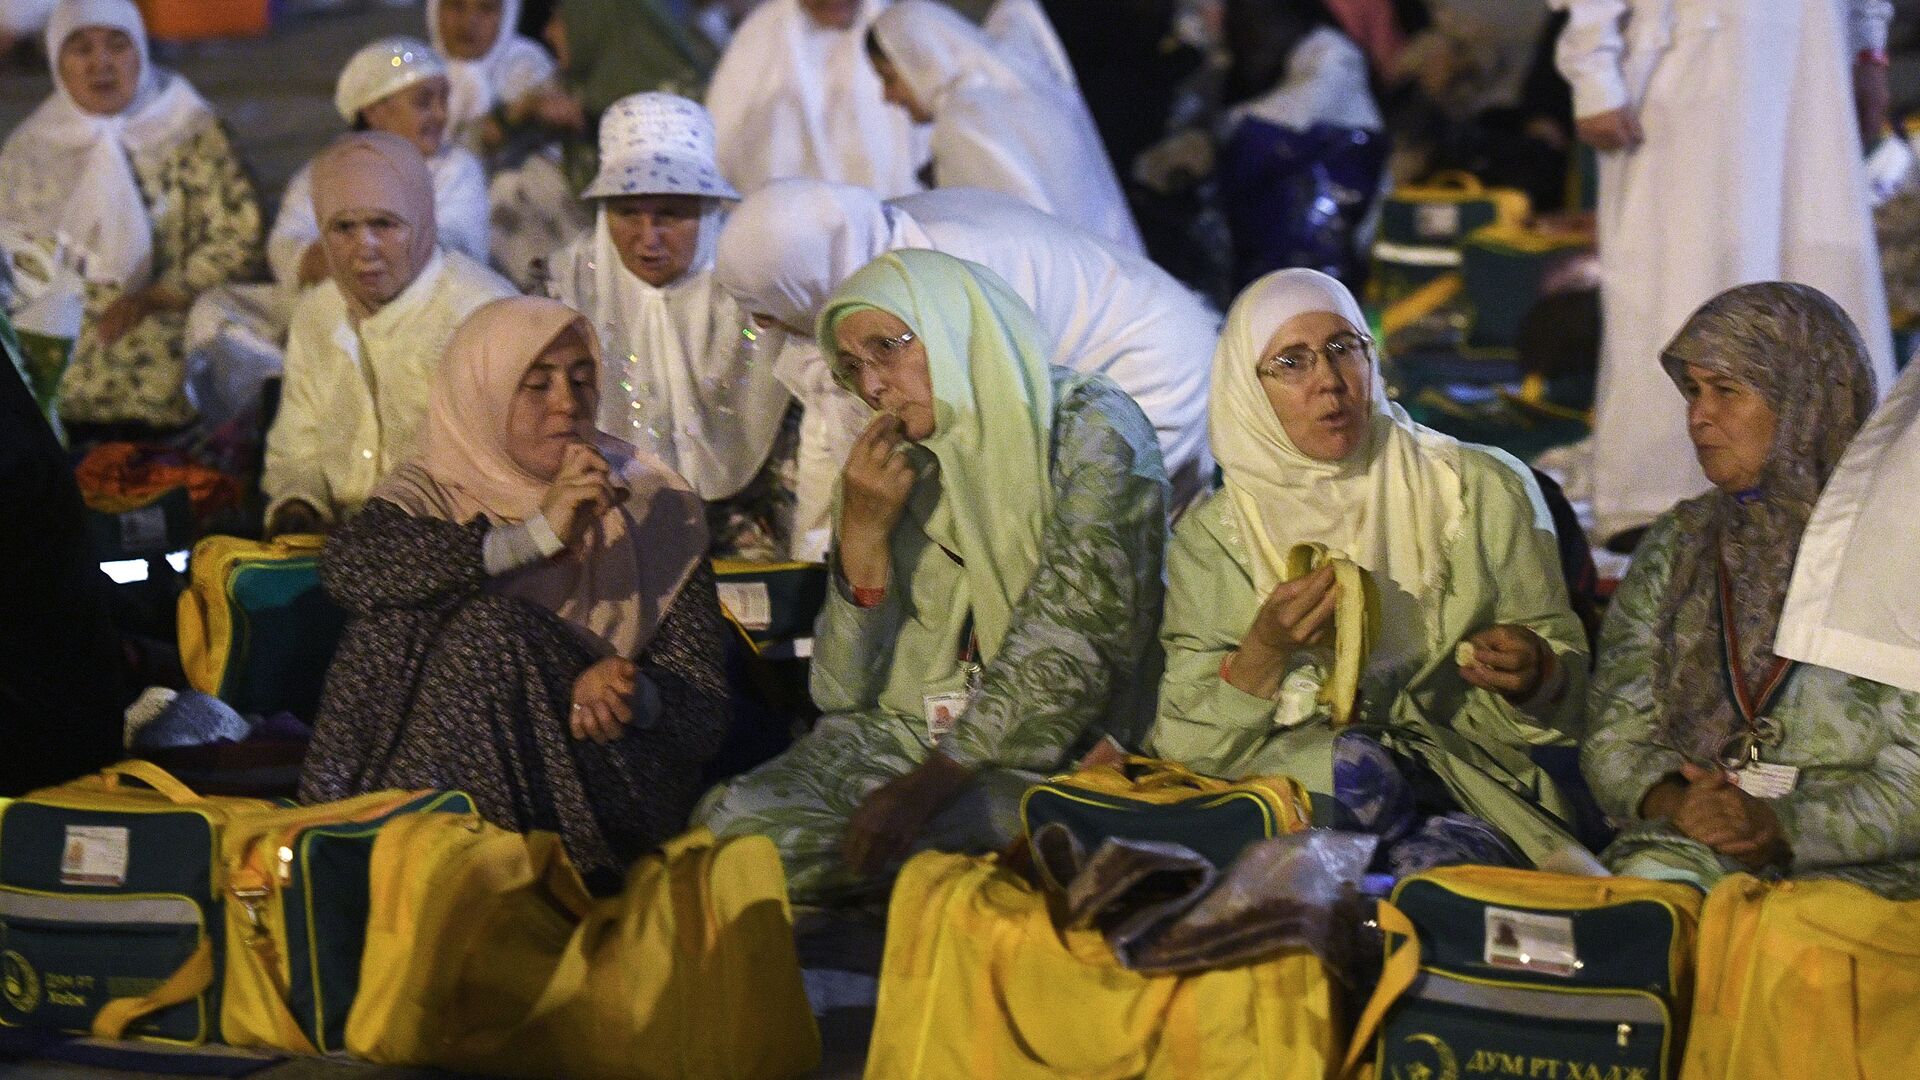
1650, 283, 1876, 763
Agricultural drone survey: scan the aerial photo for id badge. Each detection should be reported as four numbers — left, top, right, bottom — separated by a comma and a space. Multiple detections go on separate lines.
923, 692, 969, 741
1732, 760, 1800, 799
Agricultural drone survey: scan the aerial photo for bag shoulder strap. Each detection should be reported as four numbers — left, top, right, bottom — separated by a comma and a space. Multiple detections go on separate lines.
92, 938, 215, 1041
1341, 900, 1420, 1080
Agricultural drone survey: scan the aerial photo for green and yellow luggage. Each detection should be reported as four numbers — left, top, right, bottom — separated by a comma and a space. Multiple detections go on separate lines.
0, 762, 275, 1045
1372, 172, 1530, 308
709, 558, 828, 648
1459, 223, 1595, 355
1343, 866, 1703, 1080
177, 534, 348, 719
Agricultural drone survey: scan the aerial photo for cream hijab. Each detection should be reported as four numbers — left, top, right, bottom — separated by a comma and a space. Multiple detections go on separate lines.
310, 132, 440, 321
0, 0, 213, 288
1213, 269, 1462, 665
373, 297, 707, 658
425, 0, 556, 135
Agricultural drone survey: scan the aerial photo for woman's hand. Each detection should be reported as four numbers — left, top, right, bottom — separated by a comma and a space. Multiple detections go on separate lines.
841, 752, 973, 876
570, 656, 637, 743
540, 442, 626, 549
1642, 764, 1789, 869
1459, 624, 1553, 702
837, 412, 916, 590
1227, 564, 1338, 699
296, 242, 331, 288
1575, 108, 1643, 152
528, 86, 587, 133
95, 285, 187, 346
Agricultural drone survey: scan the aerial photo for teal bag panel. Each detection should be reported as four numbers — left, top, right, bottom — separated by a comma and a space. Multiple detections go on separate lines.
279, 791, 474, 1052
1460, 242, 1590, 353
1378, 971, 1671, 1080
0, 889, 210, 1044
0, 804, 217, 900
1019, 786, 1280, 871
217, 556, 348, 720
713, 563, 828, 644
1391, 878, 1681, 994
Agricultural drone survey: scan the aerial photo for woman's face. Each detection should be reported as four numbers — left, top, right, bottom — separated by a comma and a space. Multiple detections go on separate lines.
604, 194, 704, 288
361, 76, 451, 158
437, 0, 504, 61
1258, 310, 1373, 462
1680, 361, 1778, 492
59, 26, 140, 116
870, 52, 931, 123
801, 0, 859, 30
324, 207, 420, 311
505, 326, 599, 481
834, 307, 935, 440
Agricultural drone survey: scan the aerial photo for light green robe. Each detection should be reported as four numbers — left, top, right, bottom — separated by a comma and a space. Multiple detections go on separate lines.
695, 371, 1169, 900
1584, 513, 1920, 899
1147, 446, 1592, 864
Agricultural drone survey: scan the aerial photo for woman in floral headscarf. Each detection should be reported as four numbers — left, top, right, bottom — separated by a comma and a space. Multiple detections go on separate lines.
1584, 282, 1920, 898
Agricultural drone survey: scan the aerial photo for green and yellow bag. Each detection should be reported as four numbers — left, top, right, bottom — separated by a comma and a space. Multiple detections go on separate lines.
177, 534, 348, 719
1343, 867, 1703, 1080
1020, 756, 1311, 875
710, 558, 829, 647
1681, 874, 1920, 1080
1372, 172, 1530, 308
1458, 223, 1595, 355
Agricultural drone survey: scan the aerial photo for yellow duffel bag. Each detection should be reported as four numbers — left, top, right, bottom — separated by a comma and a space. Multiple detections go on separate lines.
866, 850, 1340, 1080
1681, 874, 1920, 1080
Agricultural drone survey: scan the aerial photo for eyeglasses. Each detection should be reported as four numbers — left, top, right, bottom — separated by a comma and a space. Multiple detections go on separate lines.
1256, 332, 1374, 385
835, 330, 917, 380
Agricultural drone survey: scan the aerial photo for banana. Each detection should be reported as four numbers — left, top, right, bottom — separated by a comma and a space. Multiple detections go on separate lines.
1281, 541, 1377, 727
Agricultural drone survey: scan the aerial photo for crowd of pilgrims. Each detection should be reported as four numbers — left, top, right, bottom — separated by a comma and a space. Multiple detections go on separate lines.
2, 0, 1917, 907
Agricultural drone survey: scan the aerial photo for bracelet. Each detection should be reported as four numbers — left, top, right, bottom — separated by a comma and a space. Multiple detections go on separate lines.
1857, 48, 1890, 68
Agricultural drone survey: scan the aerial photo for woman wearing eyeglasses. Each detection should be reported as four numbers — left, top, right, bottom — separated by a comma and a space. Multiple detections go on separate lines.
1146, 269, 1593, 875
694, 249, 1170, 901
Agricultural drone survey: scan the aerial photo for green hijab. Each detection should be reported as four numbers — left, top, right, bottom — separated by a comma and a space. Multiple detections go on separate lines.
559, 0, 714, 115
819, 249, 1057, 661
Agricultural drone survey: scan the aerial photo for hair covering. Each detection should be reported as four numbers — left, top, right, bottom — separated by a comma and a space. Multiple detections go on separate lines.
310, 132, 440, 318
334, 36, 448, 122
372, 297, 707, 658
818, 249, 1056, 660
0, 0, 213, 289
1648, 282, 1877, 764
705, 0, 924, 197
1777, 358, 1920, 693
558, 0, 712, 116
583, 92, 738, 200
714, 178, 911, 330
869, 0, 1141, 251
425, 0, 556, 135
1212, 268, 1464, 669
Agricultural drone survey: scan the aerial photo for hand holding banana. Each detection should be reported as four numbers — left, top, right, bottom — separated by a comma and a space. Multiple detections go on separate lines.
1457, 624, 1555, 703
1227, 543, 1374, 726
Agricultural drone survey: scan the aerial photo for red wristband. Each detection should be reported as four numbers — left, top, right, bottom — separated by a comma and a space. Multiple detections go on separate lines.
850, 584, 887, 609
1858, 48, 1890, 68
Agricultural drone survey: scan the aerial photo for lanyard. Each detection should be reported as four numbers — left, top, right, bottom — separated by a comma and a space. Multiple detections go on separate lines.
1714, 548, 1796, 766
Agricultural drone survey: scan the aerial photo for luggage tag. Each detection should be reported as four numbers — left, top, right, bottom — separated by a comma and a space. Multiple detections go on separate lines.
1732, 758, 1800, 799
923, 662, 983, 741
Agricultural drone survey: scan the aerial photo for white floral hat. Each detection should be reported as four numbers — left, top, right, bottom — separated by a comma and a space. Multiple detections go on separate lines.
335, 37, 448, 122
583, 92, 740, 201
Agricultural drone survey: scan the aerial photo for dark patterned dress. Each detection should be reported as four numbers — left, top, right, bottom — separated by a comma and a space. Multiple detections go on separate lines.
298, 499, 732, 879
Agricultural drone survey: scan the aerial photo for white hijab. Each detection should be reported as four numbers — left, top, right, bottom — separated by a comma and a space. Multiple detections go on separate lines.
0, 0, 212, 288
704, 0, 925, 197
870, 0, 1141, 252
425, 0, 556, 136
1213, 269, 1463, 666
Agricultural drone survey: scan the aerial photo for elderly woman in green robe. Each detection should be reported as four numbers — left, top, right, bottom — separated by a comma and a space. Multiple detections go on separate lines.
1585, 282, 1920, 898
1145, 269, 1592, 876
694, 249, 1170, 901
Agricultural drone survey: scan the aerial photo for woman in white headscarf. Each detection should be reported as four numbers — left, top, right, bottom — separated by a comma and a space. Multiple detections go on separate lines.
1145, 269, 1593, 876
547, 92, 811, 559
713, 179, 1215, 511
426, 0, 558, 157
705, 0, 926, 197
866, 0, 1141, 253
0, 0, 261, 432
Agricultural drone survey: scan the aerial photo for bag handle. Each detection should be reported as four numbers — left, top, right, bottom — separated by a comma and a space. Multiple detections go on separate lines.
92, 938, 216, 1040
98, 761, 202, 804
1340, 900, 1420, 1080
1420, 170, 1485, 194
1117, 756, 1216, 791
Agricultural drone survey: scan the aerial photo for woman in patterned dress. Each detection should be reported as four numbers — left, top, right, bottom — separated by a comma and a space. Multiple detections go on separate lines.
1583, 282, 1920, 898
694, 249, 1170, 902
299, 296, 730, 885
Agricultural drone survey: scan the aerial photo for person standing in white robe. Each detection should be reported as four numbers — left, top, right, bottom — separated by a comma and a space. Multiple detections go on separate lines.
714, 179, 1216, 508
1777, 356, 1920, 693
426, 0, 558, 158
263, 133, 516, 536
547, 93, 814, 559
705, 0, 926, 197
1555, 0, 1897, 541
866, 0, 1142, 253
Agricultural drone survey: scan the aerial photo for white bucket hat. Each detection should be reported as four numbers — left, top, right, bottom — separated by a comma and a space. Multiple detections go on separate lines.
335, 36, 448, 123
583, 92, 740, 201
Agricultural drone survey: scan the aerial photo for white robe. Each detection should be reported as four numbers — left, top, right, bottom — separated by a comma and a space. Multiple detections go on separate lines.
1554, 0, 1896, 539
1777, 357, 1920, 693
547, 211, 801, 505
425, 0, 557, 155
263, 249, 516, 525
705, 0, 926, 196
874, 0, 1142, 253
